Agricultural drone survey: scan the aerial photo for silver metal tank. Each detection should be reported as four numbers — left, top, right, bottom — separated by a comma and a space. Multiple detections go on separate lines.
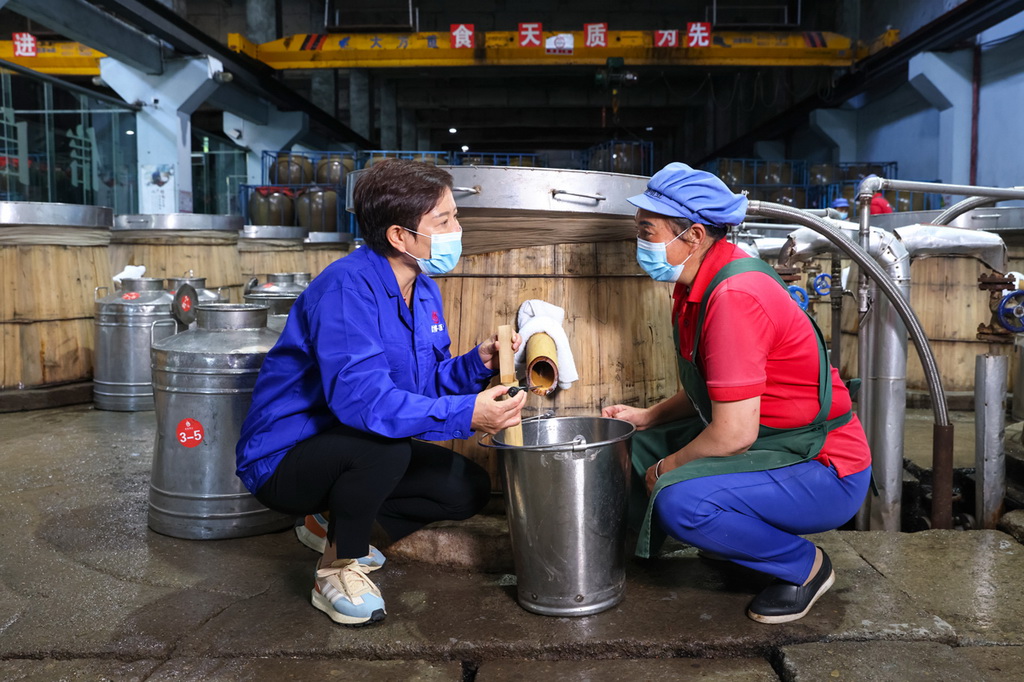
290, 272, 311, 287
243, 273, 304, 333
148, 303, 291, 539
248, 272, 306, 296
93, 277, 174, 411
242, 293, 297, 333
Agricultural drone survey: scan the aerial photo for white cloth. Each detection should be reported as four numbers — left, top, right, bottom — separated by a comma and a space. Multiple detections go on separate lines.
514, 299, 579, 390
112, 264, 146, 283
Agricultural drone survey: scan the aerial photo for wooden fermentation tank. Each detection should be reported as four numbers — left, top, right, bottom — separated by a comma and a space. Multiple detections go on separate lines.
0, 202, 113, 400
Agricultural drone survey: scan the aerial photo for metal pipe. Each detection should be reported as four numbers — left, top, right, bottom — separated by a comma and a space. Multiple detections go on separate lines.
749, 201, 948, 427
0, 58, 142, 111
934, 196, 997, 226
752, 237, 789, 261
857, 189, 874, 507
975, 354, 1007, 529
858, 176, 1024, 203
970, 43, 981, 186
933, 424, 955, 530
896, 225, 1007, 272
783, 222, 1006, 528
867, 234, 911, 531
748, 200, 953, 528
830, 254, 842, 369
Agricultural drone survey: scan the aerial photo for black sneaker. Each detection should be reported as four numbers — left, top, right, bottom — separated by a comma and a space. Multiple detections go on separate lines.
747, 547, 835, 624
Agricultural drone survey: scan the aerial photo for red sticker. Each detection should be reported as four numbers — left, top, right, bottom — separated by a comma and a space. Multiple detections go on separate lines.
122, 291, 140, 300
175, 418, 205, 448
180, 295, 192, 311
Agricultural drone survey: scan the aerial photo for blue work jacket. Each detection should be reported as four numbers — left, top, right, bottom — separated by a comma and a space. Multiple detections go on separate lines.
235, 246, 494, 494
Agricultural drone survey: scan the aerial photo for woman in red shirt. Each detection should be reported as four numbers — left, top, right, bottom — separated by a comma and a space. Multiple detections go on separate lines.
604, 163, 871, 624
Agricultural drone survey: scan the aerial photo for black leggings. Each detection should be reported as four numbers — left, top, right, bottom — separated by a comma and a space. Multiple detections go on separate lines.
254, 422, 491, 558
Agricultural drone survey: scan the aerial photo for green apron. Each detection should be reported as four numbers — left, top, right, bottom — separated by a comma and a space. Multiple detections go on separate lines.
631, 258, 852, 558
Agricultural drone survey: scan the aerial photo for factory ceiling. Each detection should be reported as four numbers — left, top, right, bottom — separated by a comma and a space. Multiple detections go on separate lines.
0, 0, 1020, 162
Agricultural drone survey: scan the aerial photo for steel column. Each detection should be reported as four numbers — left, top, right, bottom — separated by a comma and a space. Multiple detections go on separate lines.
975, 354, 1007, 529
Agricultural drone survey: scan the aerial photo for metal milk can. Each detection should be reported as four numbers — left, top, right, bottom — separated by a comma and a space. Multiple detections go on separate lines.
243, 273, 305, 333
149, 303, 291, 539
93, 277, 174, 411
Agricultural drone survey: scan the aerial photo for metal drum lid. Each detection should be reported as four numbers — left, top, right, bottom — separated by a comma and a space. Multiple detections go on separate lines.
114, 214, 243, 231
0, 201, 113, 228
304, 231, 353, 243
240, 225, 310, 240
346, 166, 649, 217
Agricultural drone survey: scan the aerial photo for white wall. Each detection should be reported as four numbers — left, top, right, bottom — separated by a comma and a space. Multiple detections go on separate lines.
976, 27, 1024, 188
856, 85, 940, 181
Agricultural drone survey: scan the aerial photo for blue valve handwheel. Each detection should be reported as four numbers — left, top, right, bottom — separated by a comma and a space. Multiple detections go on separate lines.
813, 273, 832, 296
996, 291, 1024, 333
788, 285, 809, 311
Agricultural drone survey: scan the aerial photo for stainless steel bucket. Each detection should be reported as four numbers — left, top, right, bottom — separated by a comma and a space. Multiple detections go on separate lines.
484, 416, 635, 616
149, 303, 291, 539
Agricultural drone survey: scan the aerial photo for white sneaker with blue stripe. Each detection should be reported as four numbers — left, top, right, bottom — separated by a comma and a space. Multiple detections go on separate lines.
312, 559, 386, 626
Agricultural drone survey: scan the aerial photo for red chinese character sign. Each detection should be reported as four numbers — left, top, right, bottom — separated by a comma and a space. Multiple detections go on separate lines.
176, 418, 205, 448
584, 23, 608, 48
450, 24, 474, 49
518, 23, 542, 47
686, 22, 712, 48
12, 32, 36, 57
654, 30, 679, 48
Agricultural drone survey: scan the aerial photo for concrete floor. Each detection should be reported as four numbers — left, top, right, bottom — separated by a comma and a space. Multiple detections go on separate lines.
3, 404, 1024, 681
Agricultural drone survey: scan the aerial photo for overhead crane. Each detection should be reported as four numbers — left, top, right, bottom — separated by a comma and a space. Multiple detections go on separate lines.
1, 29, 900, 76
234, 29, 900, 69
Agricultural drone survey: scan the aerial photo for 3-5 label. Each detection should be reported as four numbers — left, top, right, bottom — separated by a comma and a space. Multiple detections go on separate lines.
176, 418, 204, 448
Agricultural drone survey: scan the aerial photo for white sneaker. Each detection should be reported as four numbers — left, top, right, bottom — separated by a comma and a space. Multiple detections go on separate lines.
311, 559, 386, 626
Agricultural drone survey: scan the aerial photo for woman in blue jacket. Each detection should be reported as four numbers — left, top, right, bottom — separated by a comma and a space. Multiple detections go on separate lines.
236, 160, 526, 627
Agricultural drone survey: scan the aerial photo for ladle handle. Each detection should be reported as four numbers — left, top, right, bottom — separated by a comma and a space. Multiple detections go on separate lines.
498, 324, 523, 447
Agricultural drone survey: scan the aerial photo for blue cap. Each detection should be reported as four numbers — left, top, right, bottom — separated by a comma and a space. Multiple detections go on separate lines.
830, 197, 849, 208
627, 162, 748, 226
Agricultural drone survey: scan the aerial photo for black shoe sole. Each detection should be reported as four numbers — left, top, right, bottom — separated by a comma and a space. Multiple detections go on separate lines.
747, 569, 835, 624
342, 609, 387, 628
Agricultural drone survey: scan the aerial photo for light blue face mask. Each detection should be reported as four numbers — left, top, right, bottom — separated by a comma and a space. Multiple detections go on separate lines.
836, 211, 849, 221
403, 227, 463, 276
636, 230, 693, 282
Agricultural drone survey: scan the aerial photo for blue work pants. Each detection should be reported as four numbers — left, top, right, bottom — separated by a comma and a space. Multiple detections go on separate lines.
653, 460, 871, 584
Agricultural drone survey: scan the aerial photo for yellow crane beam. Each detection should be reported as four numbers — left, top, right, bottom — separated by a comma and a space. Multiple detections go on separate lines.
231, 29, 900, 69
0, 40, 104, 76
0, 29, 900, 77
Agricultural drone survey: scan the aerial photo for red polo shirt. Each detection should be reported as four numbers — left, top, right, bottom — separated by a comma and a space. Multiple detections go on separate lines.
671, 240, 870, 477
870, 193, 894, 215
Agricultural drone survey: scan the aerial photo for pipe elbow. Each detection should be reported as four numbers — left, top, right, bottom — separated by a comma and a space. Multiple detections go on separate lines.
857, 176, 885, 201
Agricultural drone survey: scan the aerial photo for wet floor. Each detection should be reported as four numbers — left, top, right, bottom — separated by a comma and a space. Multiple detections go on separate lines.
2, 404, 1024, 681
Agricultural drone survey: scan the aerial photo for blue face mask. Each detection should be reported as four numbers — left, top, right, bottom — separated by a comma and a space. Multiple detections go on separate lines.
403, 227, 463, 276
636, 230, 693, 282
836, 211, 849, 221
